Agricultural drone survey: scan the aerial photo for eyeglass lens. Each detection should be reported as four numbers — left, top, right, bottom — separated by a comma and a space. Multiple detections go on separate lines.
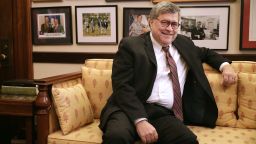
157, 19, 180, 29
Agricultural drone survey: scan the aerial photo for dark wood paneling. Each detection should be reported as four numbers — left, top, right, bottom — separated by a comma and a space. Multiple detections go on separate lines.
33, 52, 115, 63
33, 52, 256, 64
13, 0, 33, 79
0, 0, 33, 81
222, 54, 256, 61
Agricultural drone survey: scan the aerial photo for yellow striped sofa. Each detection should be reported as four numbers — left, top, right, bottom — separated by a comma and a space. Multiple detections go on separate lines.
35, 59, 256, 144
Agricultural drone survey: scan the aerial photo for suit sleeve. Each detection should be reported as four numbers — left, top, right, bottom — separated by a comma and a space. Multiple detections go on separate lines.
111, 38, 148, 123
196, 46, 231, 71
174, 35, 231, 71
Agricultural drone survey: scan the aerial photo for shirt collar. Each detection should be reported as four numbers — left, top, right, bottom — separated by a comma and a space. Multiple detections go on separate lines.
150, 32, 172, 52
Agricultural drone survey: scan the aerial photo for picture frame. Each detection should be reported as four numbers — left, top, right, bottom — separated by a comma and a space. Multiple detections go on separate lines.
180, 6, 230, 50
152, 0, 235, 3
123, 8, 151, 37
240, 0, 256, 50
32, 0, 62, 2
31, 6, 72, 45
75, 5, 118, 45
106, 0, 148, 1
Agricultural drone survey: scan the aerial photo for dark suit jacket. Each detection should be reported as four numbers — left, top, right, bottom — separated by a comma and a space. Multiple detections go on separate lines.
191, 27, 205, 40
99, 32, 231, 130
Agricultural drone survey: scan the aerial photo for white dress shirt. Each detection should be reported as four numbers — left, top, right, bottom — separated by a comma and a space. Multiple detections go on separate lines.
135, 33, 229, 124
146, 33, 188, 109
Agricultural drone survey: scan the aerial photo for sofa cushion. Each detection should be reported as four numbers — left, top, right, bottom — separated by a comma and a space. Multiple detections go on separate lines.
48, 120, 102, 144
188, 125, 256, 144
236, 72, 256, 128
205, 72, 237, 127
48, 120, 256, 144
82, 67, 112, 118
52, 84, 94, 135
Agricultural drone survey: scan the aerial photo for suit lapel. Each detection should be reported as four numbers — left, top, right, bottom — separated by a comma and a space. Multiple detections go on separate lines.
172, 35, 192, 68
142, 32, 157, 66
173, 35, 214, 101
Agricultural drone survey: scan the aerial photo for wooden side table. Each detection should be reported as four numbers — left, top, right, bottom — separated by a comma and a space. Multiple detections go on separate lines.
0, 94, 36, 144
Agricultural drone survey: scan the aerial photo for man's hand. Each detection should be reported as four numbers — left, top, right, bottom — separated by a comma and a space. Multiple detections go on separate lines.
135, 120, 158, 144
221, 64, 237, 87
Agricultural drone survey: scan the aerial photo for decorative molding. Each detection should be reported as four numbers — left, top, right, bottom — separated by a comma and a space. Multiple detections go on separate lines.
33, 52, 115, 63
33, 52, 256, 63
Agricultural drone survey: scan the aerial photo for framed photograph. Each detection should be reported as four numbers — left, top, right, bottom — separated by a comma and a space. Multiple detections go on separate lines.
75, 5, 118, 45
180, 6, 230, 50
123, 8, 151, 37
152, 0, 235, 3
32, 0, 62, 2
106, 0, 148, 1
31, 6, 72, 45
240, 0, 256, 50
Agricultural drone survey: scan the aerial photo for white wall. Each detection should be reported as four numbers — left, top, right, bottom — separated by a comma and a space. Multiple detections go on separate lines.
33, 0, 254, 79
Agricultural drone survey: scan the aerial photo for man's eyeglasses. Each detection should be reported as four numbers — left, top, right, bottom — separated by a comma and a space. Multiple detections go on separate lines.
156, 18, 180, 29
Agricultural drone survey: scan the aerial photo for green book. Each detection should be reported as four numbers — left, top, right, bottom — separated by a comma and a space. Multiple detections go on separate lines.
0, 85, 38, 96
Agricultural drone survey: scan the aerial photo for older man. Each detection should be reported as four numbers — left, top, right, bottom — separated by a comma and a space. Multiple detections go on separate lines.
99, 1, 237, 144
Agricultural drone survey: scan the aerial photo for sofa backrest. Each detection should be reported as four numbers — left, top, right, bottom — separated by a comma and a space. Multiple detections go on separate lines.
84, 59, 113, 70
85, 59, 256, 73
203, 61, 256, 73
48, 59, 255, 133
52, 78, 82, 88
83, 59, 256, 123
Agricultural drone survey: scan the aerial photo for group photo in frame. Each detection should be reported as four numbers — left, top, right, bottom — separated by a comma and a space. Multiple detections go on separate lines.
106, 0, 149, 1
123, 8, 151, 37
31, 6, 72, 45
32, 0, 62, 2
75, 5, 118, 45
180, 6, 230, 50
240, 0, 256, 50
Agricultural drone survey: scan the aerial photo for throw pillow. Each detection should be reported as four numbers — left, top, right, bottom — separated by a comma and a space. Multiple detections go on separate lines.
205, 72, 238, 127
236, 72, 256, 128
52, 83, 94, 135
82, 67, 112, 119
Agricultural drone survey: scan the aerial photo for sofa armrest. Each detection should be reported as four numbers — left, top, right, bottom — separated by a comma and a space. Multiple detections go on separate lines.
34, 71, 82, 144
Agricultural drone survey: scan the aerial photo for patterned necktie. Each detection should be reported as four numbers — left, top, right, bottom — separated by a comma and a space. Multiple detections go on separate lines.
162, 46, 183, 121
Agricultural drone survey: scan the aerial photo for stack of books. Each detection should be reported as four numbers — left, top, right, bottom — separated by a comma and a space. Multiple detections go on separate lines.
0, 79, 38, 96
11, 138, 26, 144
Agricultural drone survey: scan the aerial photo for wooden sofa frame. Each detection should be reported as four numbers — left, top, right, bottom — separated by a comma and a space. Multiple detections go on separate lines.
34, 72, 81, 144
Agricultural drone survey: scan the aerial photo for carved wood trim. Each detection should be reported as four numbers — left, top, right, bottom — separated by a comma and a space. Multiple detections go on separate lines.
34, 71, 82, 144
35, 71, 81, 84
